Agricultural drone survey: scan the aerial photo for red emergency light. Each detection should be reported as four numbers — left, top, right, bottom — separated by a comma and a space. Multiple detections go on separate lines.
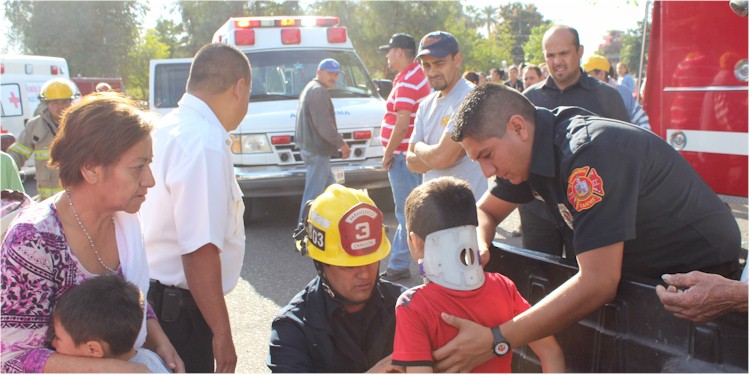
327, 27, 347, 43
271, 135, 292, 145
235, 29, 256, 45
353, 131, 371, 140
281, 29, 301, 44
51, 65, 59, 75
0, 63, 4, 75
236, 19, 261, 28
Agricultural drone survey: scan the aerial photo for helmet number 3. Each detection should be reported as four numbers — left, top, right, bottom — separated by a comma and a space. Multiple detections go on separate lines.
355, 222, 370, 240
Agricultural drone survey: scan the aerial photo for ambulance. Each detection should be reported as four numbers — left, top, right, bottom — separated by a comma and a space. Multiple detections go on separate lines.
149, 16, 391, 213
0, 54, 71, 175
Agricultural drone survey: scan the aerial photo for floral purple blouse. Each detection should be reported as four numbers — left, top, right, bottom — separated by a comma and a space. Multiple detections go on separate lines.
1, 200, 156, 373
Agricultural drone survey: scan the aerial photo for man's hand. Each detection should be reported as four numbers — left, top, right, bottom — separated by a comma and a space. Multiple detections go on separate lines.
656, 271, 748, 323
213, 332, 238, 373
341, 144, 351, 159
432, 313, 494, 372
382, 153, 393, 170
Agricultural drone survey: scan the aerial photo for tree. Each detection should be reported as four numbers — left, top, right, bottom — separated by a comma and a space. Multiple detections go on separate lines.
177, 0, 247, 55
477, 5, 499, 36
499, 2, 545, 65
153, 18, 188, 58
523, 22, 551, 65
122, 29, 170, 100
596, 30, 625, 65
5, 1, 145, 77
620, 20, 650, 77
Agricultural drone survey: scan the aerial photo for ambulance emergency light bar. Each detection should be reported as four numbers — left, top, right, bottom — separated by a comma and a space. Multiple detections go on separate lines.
228, 16, 346, 46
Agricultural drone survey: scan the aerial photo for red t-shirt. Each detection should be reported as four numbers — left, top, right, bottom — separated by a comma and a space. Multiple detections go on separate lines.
392, 272, 531, 372
380, 61, 431, 154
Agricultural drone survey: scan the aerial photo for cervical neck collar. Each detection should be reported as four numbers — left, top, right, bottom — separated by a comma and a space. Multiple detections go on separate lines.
418, 225, 485, 291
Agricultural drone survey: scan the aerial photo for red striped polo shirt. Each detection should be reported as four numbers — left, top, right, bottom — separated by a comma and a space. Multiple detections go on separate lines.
380, 61, 431, 154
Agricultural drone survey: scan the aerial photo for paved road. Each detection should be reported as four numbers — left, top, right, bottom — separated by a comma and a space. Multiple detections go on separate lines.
19, 179, 748, 373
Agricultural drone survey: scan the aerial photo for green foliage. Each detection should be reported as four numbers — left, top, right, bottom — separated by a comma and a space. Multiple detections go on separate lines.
4, 0, 144, 77
523, 22, 551, 65
620, 20, 650, 75
177, 0, 247, 56
123, 29, 170, 100
499, 3, 545, 65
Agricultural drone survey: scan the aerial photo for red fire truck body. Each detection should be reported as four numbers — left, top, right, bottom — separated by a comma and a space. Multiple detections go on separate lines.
644, 1, 748, 200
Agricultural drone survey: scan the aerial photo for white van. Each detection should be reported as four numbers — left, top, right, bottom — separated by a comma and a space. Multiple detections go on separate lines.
150, 16, 392, 211
0, 54, 71, 175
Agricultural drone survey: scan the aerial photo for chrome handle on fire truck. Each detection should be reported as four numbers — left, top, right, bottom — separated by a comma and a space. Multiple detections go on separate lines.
734, 59, 748, 82
668, 131, 687, 151
729, 0, 748, 17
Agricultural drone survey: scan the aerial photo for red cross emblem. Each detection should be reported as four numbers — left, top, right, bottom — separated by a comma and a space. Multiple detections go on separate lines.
567, 166, 605, 211
8, 91, 20, 109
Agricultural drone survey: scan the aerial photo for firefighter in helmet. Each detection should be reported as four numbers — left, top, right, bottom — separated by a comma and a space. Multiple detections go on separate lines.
7, 78, 79, 199
268, 184, 407, 373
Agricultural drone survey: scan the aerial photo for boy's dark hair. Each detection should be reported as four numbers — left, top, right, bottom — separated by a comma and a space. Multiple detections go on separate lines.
452, 83, 535, 143
53, 275, 143, 356
405, 177, 478, 239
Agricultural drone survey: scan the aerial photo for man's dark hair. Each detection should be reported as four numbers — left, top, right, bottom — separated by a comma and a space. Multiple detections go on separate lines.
187, 43, 252, 94
405, 177, 478, 239
452, 83, 535, 142
53, 275, 143, 356
401, 48, 417, 60
526, 64, 543, 77
463, 71, 479, 85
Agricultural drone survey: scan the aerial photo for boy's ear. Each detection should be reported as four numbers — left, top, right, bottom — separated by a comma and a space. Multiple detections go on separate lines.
408, 231, 425, 259
83, 340, 106, 358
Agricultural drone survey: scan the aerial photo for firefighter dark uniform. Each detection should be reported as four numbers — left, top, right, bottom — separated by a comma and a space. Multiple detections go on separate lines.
269, 184, 407, 372
6, 109, 61, 199
488, 107, 740, 280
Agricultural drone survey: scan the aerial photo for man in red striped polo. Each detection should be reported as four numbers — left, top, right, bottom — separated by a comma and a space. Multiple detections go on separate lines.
378, 33, 431, 281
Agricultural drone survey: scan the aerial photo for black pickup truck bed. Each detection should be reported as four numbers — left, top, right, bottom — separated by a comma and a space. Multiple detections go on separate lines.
490, 243, 748, 372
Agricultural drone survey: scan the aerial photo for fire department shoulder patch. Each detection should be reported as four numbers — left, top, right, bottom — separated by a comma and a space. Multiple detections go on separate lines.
567, 166, 605, 211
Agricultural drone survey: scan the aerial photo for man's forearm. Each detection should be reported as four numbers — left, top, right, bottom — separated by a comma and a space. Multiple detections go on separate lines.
183, 244, 232, 338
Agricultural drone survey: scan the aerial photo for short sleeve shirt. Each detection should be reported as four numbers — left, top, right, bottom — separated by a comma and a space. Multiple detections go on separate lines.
392, 273, 530, 372
380, 61, 431, 154
490, 107, 740, 279
142, 93, 245, 293
410, 78, 488, 201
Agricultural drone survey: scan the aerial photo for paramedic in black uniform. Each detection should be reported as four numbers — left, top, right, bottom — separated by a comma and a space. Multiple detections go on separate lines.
429, 84, 741, 372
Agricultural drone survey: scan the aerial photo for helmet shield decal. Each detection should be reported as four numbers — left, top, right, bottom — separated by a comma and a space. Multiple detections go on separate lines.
338, 203, 383, 257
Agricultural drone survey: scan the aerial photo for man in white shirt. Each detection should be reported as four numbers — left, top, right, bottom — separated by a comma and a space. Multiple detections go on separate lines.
142, 43, 251, 373
406, 31, 487, 201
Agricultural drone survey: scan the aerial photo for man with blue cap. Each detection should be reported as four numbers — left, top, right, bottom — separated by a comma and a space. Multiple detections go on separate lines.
294, 58, 351, 228
406, 31, 488, 202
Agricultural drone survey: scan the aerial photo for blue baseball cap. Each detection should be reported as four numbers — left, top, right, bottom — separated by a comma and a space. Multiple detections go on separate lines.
318, 58, 341, 73
416, 31, 459, 59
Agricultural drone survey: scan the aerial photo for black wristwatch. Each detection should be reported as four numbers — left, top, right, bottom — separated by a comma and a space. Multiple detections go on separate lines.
491, 326, 510, 356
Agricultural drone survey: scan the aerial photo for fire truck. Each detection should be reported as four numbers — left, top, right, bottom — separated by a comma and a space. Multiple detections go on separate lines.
643, 0, 748, 203
496, 1, 748, 372
149, 16, 391, 215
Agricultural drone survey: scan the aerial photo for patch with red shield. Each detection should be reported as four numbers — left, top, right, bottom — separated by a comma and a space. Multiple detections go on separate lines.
567, 166, 605, 212
338, 203, 383, 256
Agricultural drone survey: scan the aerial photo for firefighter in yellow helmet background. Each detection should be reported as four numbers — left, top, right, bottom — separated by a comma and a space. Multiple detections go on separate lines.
269, 184, 407, 372
6, 78, 79, 199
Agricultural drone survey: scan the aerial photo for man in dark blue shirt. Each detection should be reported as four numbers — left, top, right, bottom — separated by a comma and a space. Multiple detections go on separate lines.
520, 25, 630, 259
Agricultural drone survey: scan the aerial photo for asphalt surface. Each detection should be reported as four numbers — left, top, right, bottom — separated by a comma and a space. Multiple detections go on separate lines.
20, 178, 749, 373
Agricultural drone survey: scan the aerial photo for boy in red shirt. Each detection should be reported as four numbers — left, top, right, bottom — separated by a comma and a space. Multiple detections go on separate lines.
393, 176, 564, 372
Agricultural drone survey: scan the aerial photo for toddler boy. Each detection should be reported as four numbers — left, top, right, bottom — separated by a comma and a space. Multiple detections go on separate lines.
392, 176, 565, 372
51, 275, 170, 373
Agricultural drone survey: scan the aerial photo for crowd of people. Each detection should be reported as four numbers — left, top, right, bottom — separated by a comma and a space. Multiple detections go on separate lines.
0, 22, 747, 374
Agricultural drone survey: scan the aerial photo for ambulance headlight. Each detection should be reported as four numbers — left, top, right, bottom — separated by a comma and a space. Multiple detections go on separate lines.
231, 134, 272, 154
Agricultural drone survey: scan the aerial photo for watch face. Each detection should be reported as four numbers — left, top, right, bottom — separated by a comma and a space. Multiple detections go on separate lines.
494, 342, 510, 356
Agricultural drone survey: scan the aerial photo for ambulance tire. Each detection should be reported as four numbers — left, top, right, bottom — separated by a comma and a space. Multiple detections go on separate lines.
368, 187, 395, 213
